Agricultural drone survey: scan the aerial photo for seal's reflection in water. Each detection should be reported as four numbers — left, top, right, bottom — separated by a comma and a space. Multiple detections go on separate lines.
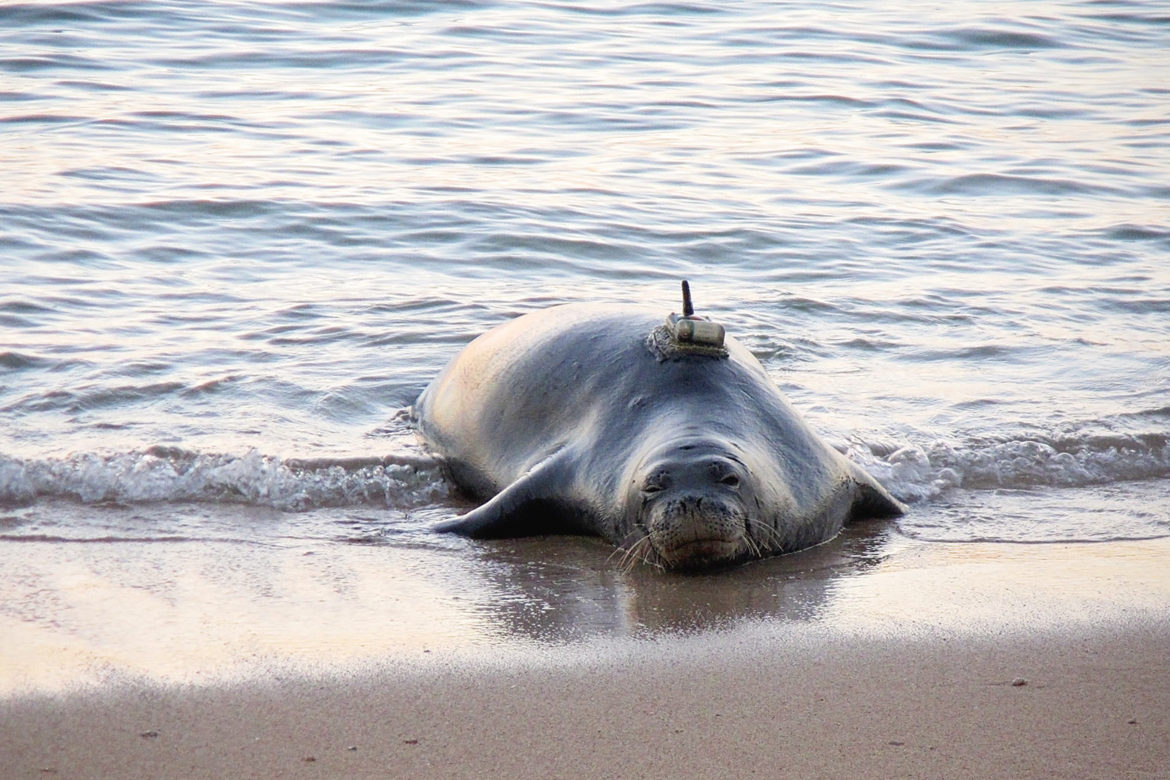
462, 520, 896, 643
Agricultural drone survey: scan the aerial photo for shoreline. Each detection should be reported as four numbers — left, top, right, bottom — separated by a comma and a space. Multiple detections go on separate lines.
5, 533, 1170, 693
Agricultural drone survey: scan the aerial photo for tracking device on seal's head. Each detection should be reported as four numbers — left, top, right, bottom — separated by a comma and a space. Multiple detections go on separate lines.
668, 280, 725, 349
646, 280, 729, 361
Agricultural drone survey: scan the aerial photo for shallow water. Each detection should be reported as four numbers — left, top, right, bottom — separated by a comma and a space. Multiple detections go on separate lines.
1, 0, 1168, 689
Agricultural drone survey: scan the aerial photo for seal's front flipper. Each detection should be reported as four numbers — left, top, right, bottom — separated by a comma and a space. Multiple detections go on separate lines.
846, 462, 907, 520
433, 456, 591, 539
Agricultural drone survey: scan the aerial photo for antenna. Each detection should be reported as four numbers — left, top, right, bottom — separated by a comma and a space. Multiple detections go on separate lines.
681, 280, 694, 317
664, 279, 725, 351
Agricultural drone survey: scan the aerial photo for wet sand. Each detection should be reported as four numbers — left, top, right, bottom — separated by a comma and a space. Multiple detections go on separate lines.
2, 533, 1168, 778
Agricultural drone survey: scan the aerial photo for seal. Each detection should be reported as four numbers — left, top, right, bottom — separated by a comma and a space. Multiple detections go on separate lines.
413, 285, 904, 571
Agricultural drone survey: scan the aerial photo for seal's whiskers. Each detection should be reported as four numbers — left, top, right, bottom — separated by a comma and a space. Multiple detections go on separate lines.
613, 533, 658, 572
741, 532, 761, 559
746, 517, 785, 554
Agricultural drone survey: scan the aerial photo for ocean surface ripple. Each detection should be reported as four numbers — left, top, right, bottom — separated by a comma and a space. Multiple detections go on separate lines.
2, 0, 1167, 546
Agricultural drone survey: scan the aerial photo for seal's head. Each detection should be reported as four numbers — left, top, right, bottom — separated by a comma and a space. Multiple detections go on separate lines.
624, 438, 759, 570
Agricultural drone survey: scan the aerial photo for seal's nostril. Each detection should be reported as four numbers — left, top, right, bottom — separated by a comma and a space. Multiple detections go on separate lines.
720, 474, 739, 487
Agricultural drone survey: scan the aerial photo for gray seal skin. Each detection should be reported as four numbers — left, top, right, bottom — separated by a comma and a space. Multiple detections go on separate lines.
414, 303, 904, 571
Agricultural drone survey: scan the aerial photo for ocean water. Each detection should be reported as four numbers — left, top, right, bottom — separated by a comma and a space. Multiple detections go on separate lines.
1, 1, 1169, 687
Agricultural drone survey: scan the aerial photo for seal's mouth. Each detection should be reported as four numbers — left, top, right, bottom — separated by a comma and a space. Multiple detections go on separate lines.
630, 494, 751, 571
658, 537, 744, 570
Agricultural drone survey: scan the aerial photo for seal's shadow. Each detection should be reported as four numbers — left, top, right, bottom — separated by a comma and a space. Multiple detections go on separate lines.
465, 520, 896, 643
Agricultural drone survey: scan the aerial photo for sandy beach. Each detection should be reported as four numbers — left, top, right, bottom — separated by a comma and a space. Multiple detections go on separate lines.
3, 533, 1169, 778
3, 622, 1168, 778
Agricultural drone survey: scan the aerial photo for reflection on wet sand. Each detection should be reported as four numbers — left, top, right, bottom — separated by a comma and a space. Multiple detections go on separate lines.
463, 521, 896, 642
459, 524, 1170, 645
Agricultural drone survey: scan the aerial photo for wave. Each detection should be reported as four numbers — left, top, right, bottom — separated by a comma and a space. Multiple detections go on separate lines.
854, 422, 1170, 504
0, 447, 450, 511
3, 415, 1168, 516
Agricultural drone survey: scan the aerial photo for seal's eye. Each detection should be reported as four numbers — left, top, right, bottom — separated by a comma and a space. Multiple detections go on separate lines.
641, 474, 668, 495
720, 474, 740, 487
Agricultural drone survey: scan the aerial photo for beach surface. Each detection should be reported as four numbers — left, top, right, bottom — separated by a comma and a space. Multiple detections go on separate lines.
3, 534, 1168, 779
3, 622, 1167, 778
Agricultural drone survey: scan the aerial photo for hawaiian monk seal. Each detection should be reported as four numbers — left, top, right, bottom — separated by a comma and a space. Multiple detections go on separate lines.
414, 283, 904, 571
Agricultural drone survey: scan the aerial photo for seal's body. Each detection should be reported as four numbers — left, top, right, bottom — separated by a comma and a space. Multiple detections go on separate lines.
414, 301, 903, 570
